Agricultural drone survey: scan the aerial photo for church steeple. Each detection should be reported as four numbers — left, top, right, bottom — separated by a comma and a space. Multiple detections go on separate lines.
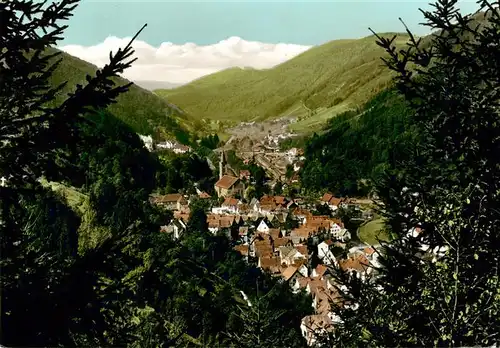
219, 151, 224, 179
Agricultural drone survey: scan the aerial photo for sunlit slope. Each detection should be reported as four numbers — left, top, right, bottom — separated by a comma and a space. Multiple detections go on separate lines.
46, 47, 197, 138
156, 33, 411, 129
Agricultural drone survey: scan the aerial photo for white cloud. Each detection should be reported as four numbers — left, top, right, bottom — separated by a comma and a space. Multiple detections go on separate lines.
58, 36, 312, 85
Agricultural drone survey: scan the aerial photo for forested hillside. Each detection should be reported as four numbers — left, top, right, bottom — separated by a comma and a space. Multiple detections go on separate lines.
156, 34, 410, 131
45, 47, 197, 141
300, 88, 417, 196
298, 10, 494, 197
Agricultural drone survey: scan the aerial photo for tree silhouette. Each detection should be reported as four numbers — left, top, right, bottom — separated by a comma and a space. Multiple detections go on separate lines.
0, 0, 149, 345
325, 1, 500, 346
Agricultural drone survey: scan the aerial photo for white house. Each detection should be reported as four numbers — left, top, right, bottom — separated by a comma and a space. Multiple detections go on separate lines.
285, 148, 298, 163
279, 246, 307, 266
317, 240, 337, 266
156, 140, 191, 154
291, 277, 303, 293
331, 226, 351, 242
211, 206, 226, 214
249, 198, 261, 212
173, 144, 190, 154
162, 219, 186, 239
330, 222, 343, 236
212, 197, 241, 214
257, 220, 270, 233
339, 255, 371, 282
370, 250, 382, 269
293, 162, 304, 172
156, 140, 177, 150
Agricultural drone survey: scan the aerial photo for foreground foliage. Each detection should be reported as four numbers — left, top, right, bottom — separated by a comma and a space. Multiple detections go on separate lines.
0, 1, 310, 346
326, 1, 500, 346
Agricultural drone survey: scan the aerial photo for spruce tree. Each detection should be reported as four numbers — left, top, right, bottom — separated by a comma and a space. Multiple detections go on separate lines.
326, 1, 500, 346
0, 0, 147, 345
224, 291, 289, 348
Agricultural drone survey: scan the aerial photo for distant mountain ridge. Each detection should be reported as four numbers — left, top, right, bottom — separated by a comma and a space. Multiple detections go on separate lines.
154, 33, 412, 132
58, 35, 312, 87
135, 80, 183, 91
154, 12, 493, 133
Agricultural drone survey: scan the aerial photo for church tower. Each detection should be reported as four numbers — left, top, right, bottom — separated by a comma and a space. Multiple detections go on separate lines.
219, 151, 224, 179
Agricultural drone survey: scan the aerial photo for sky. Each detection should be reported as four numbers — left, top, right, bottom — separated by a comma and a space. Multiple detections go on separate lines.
59, 0, 480, 86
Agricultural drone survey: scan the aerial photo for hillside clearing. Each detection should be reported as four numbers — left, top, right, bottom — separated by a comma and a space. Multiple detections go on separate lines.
40, 179, 87, 215
357, 218, 390, 245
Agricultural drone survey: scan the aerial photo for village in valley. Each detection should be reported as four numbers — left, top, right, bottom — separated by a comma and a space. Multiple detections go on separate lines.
135, 128, 445, 345
147, 131, 383, 345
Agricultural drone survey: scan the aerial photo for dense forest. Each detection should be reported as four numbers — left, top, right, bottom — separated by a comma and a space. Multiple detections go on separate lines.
156, 150, 216, 195
300, 88, 417, 197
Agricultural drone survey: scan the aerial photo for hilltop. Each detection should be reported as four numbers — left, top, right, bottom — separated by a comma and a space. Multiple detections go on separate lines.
155, 33, 411, 132
46, 47, 198, 141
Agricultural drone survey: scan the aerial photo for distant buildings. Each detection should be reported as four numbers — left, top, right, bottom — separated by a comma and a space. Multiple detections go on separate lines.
156, 140, 191, 154
138, 134, 154, 151
150, 193, 188, 211
150, 185, 379, 346
215, 151, 245, 198
137, 133, 192, 154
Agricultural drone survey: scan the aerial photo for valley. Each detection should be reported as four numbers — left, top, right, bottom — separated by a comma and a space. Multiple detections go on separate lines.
154, 33, 411, 134
3, 1, 498, 347
213, 117, 301, 181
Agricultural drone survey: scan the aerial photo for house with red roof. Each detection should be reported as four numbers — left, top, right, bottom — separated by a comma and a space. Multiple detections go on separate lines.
214, 175, 245, 198
317, 240, 338, 266
278, 245, 307, 266
207, 214, 238, 235
281, 265, 303, 284
258, 256, 281, 274
320, 193, 348, 212
212, 196, 241, 214
150, 193, 188, 210
339, 254, 371, 281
